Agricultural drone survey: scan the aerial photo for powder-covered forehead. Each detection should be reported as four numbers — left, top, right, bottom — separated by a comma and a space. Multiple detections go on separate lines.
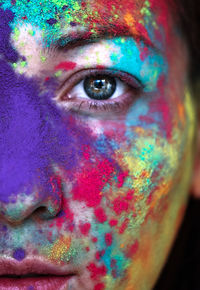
1, 0, 174, 48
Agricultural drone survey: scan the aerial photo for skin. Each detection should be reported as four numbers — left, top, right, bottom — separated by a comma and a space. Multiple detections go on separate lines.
0, 0, 198, 289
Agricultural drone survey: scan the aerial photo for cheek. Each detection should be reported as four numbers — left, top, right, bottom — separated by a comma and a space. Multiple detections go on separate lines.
70, 86, 190, 227
55, 90, 187, 251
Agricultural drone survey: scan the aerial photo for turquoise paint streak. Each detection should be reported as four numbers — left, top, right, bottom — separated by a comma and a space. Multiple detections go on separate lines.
109, 37, 167, 92
94, 223, 128, 277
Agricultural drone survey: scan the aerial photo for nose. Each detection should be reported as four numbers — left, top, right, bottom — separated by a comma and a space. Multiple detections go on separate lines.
0, 176, 63, 224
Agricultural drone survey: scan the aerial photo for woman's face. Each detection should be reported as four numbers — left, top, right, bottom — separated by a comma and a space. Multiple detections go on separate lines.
0, 0, 196, 289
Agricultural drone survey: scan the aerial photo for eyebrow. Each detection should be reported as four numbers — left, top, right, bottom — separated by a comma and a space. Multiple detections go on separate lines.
54, 24, 156, 51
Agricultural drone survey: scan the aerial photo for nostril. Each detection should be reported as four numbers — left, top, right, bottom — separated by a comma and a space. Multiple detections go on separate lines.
32, 205, 63, 220
0, 189, 63, 224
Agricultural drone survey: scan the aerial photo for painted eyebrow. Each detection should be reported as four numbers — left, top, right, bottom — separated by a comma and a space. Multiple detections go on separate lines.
54, 25, 156, 51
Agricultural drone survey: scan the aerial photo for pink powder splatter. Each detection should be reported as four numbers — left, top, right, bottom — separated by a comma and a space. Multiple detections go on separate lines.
126, 240, 139, 257
113, 197, 129, 215
94, 283, 105, 290
109, 219, 118, 227
94, 207, 107, 223
117, 171, 128, 188
119, 218, 129, 234
87, 263, 107, 280
92, 237, 98, 243
73, 159, 114, 207
105, 233, 112, 246
95, 250, 105, 260
79, 223, 91, 235
54, 61, 76, 71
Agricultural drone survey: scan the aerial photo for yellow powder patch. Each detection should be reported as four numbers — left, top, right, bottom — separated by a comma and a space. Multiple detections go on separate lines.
49, 235, 71, 262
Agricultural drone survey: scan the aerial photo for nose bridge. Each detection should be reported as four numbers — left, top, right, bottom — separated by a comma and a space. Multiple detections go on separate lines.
0, 79, 63, 223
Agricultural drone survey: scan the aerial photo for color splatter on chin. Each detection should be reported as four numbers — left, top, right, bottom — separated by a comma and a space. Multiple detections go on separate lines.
0, 1, 196, 290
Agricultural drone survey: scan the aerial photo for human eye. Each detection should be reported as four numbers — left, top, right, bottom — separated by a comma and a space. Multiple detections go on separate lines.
56, 68, 143, 119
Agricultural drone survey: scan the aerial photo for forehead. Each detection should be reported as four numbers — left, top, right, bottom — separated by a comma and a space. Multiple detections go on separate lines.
2, 0, 173, 47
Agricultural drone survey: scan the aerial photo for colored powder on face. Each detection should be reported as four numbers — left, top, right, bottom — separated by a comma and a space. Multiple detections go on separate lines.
94, 283, 105, 290
105, 233, 112, 246
109, 219, 118, 227
73, 159, 114, 207
126, 240, 139, 257
54, 61, 76, 71
79, 222, 91, 235
109, 37, 167, 92
95, 250, 105, 261
13, 248, 26, 261
94, 207, 107, 223
149, 76, 172, 139
46, 18, 57, 25
119, 218, 130, 234
117, 171, 128, 188
113, 197, 129, 215
92, 237, 98, 243
87, 263, 107, 280
48, 236, 71, 262
0, 8, 19, 63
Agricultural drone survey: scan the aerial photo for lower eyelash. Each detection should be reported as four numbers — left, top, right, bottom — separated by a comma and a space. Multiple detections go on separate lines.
88, 101, 122, 111
74, 98, 129, 114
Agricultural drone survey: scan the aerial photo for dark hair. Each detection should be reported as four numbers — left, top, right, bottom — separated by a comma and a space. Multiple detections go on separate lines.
176, 0, 200, 81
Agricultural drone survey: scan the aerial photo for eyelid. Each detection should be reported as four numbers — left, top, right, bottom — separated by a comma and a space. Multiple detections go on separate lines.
56, 68, 143, 101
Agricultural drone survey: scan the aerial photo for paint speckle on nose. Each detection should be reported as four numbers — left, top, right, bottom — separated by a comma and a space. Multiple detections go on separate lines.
13, 248, 26, 261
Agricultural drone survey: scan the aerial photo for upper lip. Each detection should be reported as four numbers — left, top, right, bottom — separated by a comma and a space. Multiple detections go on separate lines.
0, 257, 76, 276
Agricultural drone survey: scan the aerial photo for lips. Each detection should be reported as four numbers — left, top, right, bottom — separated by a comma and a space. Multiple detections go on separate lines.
0, 258, 76, 290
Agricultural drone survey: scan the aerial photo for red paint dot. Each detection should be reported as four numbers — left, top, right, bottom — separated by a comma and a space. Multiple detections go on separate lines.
96, 65, 105, 70
105, 233, 112, 246
54, 61, 76, 71
79, 223, 91, 235
94, 207, 107, 223
87, 263, 107, 280
113, 197, 129, 215
95, 250, 105, 260
119, 218, 129, 234
109, 219, 118, 227
110, 259, 117, 268
92, 237, 98, 243
125, 190, 134, 200
94, 283, 105, 290
117, 171, 128, 188
126, 240, 139, 257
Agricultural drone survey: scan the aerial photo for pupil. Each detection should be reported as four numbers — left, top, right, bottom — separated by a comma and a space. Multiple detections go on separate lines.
94, 79, 105, 89
84, 75, 116, 100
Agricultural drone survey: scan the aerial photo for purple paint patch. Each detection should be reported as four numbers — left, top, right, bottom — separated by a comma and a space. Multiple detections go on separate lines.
13, 248, 26, 261
0, 7, 19, 62
62, 5, 68, 10
46, 18, 57, 25
70, 21, 77, 27
0, 225, 7, 232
